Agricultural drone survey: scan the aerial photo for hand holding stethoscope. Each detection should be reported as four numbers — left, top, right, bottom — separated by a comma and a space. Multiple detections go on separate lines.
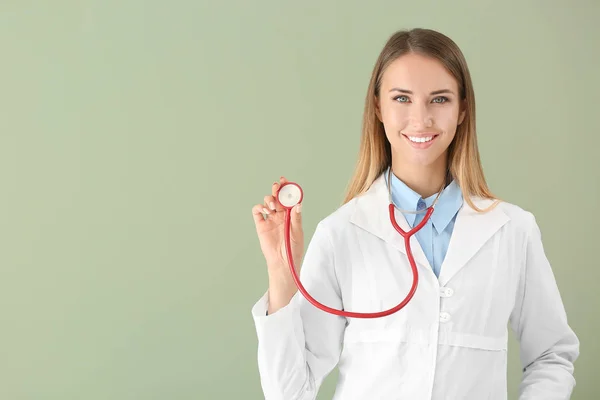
252, 170, 445, 319
252, 176, 305, 287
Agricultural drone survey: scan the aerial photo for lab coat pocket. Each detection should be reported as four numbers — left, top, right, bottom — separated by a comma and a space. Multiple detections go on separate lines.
450, 333, 509, 400
436, 332, 508, 400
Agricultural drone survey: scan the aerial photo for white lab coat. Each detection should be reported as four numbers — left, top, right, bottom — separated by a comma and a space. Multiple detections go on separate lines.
251, 173, 579, 399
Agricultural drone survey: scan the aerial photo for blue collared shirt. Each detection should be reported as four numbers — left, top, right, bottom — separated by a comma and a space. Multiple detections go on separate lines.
384, 167, 463, 278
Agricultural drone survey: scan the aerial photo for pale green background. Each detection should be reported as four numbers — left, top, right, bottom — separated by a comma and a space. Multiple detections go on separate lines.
0, 1, 598, 399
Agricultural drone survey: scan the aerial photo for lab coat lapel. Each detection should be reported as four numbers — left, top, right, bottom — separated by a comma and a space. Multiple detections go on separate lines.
349, 172, 511, 287
349, 173, 433, 277
437, 198, 510, 286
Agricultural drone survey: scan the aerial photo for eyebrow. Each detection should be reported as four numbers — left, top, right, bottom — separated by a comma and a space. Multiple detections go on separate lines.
389, 88, 455, 95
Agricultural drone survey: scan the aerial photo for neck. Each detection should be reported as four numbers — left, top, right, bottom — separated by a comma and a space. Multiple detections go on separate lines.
391, 158, 448, 199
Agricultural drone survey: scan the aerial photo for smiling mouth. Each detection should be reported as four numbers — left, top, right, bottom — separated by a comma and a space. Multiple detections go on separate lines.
402, 134, 440, 143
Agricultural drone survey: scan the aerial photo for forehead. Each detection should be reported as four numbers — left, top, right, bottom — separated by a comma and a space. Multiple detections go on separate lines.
380, 53, 458, 93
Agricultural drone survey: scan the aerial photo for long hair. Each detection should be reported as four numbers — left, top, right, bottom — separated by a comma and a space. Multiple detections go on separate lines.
342, 28, 499, 212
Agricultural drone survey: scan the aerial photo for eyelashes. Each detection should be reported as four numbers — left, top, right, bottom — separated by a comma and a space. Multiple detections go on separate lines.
393, 95, 450, 104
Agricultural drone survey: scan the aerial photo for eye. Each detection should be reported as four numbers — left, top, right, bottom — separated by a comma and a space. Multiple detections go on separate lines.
394, 95, 410, 103
432, 96, 449, 104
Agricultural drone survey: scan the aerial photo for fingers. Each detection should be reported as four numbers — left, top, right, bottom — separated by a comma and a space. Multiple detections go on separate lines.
252, 203, 268, 226
271, 176, 288, 197
253, 176, 291, 224
263, 195, 276, 212
291, 202, 302, 225
271, 176, 289, 210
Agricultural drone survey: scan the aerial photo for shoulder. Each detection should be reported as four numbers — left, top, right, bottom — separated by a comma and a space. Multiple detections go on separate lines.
470, 196, 539, 237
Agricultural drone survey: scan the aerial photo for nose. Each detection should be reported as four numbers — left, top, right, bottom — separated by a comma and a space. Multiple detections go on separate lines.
409, 103, 433, 129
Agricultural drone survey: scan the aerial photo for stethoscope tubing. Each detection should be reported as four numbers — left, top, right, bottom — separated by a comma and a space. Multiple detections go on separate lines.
282, 201, 434, 319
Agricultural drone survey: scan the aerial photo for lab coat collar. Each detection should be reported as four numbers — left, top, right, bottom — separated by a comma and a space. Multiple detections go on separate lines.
384, 166, 463, 234
349, 172, 510, 286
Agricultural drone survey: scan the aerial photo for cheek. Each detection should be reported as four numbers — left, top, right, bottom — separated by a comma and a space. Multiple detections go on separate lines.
430, 107, 460, 132
380, 105, 410, 128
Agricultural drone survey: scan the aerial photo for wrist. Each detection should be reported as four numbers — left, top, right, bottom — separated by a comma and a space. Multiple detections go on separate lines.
267, 274, 297, 312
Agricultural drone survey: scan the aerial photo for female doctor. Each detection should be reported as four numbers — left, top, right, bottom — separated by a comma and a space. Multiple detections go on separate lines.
250, 28, 579, 399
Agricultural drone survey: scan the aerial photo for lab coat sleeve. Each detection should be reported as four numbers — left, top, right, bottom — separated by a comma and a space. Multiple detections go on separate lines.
251, 221, 346, 400
509, 212, 580, 399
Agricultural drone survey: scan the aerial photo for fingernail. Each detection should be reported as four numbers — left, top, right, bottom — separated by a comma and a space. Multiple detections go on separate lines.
296, 203, 302, 213
269, 202, 275, 210
263, 208, 270, 214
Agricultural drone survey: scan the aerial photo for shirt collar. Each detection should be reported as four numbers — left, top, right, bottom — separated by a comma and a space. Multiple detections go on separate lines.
384, 166, 463, 234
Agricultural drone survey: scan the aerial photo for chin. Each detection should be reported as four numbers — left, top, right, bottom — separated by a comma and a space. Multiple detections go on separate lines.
401, 148, 445, 167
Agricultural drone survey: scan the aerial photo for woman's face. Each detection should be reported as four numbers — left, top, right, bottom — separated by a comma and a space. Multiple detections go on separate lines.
376, 53, 466, 168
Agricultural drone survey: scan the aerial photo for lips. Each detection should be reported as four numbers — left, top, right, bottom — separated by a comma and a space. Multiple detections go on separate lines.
402, 133, 440, 149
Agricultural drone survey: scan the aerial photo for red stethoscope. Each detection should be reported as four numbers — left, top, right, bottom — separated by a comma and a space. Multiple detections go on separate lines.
276, 168, 445, 319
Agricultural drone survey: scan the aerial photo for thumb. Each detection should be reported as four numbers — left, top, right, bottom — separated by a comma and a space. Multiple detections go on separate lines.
290, 203, 303, 233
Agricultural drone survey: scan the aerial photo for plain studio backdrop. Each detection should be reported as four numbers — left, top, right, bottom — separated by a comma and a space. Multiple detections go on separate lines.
0, 1, 598, 399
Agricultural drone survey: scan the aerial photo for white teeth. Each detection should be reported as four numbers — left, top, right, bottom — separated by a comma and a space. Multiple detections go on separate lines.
408, 136, 434, 143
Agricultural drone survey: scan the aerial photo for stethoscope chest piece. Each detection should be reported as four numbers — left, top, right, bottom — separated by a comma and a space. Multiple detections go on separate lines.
277, 182, 303, 209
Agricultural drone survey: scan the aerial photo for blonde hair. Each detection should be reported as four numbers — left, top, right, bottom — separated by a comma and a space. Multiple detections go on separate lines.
342, 28, 499, 212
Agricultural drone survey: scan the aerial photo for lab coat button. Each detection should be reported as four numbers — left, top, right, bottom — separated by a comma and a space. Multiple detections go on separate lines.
440, 287, 454, 297
439, 312, 451, 322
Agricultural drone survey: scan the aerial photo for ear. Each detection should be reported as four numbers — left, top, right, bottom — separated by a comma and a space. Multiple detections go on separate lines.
458, 100, 467, 125
374, 95, 382, 122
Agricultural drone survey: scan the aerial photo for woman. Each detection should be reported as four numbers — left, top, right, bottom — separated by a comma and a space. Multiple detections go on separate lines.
250, 28, 579, 399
